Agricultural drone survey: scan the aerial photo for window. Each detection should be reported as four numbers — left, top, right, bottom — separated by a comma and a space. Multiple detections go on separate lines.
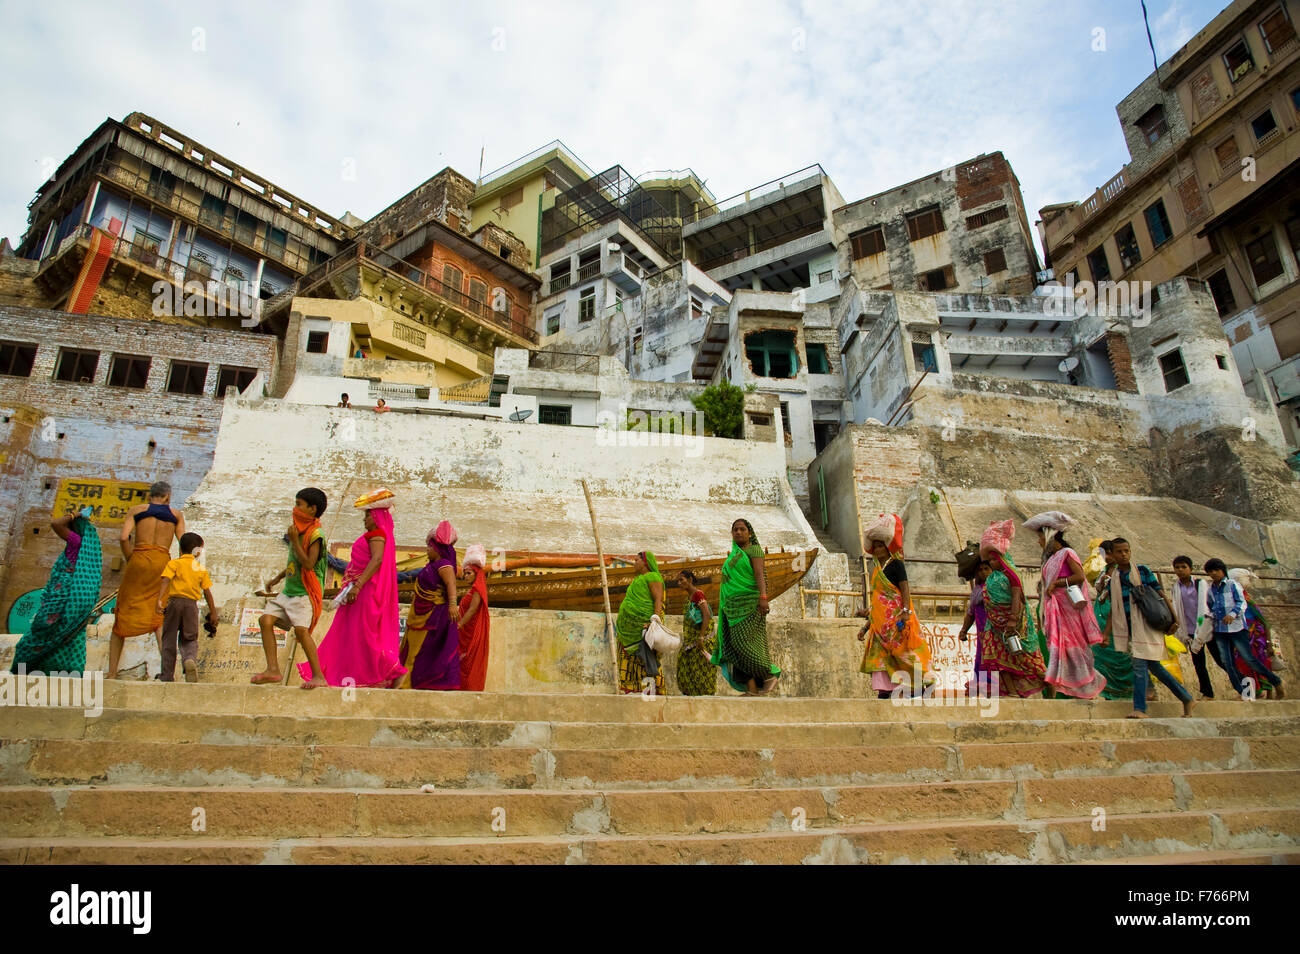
167, 361, 208, 395
813, 421, 839, 454
539, 404, 572, 426
1135, 104, 1169, 145
442, 264, 463, 299
1216, 354, 1229, 370
1245, 231, 1284, 286
1260, 6, 1296, 53
147, 167, 176, 204
108, 354, 150, 389
1114, 223, 1141, 271
905, 206, 945, 241
499, 245, 510, 261
1293, 86, 1300, 111
983, 248, 1008, 273
215, 365, 257, 396
850, 226, 886, 258
690, 295, 704, 319
912, 340, 938, 373
306, 331, 329, 354
818, 270, 833, 284
780, 401, 791, 435
0, 340, 37, 377
546, 313, 561, 336
1144, 200, 1173, 248
1159, 349, 1190, 391
199, 193, 226, 230
1251, 109, 1279, 141
54, 348, 98, 384
965, 205, 1009, 230
1287, 213, 1300, 254
806, 343, 830, 374
1207, 269, 1237, 317
1087, 246, 1112, 282
745, 329, 799, 378
1223, 38, 1255, 82
499, 187, 524, 210
468, 278, 488, 304
1272, 312, 1300, 359
578, 286, 595, 322
919, 265, 956, 291
265, 227, 287, 260
1214, 137, 1240, 175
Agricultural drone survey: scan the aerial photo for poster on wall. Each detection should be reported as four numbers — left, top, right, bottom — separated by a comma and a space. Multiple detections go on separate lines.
237, 607, 288, 647
52, 479, 151, 525
920, 621, 975, 695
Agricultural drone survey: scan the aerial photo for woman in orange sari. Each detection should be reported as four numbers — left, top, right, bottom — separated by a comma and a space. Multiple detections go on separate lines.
457, 543, 490, 692
856, 513, 934, 697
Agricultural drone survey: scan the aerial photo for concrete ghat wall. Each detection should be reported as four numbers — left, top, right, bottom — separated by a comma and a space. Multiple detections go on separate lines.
183, 397, 826, 629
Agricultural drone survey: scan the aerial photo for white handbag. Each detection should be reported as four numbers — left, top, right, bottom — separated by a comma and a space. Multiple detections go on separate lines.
643, 615, 681, 654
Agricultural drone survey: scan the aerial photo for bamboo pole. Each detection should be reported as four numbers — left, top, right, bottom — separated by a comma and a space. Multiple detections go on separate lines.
580, 480, 621, 692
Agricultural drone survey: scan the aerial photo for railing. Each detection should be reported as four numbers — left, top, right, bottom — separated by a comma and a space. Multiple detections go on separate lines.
93, 158, 331, 274
684, 164, 824, 225
349, 245, 539, 345
1077, 168, 1128, 222
693, 219, 827, 273
476, 139, 594, 187
548, 273, 572, 295
528, 350, 601, 373
577, 260, 601, 282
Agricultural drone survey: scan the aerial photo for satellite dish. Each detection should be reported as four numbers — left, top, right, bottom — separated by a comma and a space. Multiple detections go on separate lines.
1058, 356, 1080, 373
508, 409, 534, 422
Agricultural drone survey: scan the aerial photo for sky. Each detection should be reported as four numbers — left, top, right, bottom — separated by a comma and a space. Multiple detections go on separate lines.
0, 0, 1229, 262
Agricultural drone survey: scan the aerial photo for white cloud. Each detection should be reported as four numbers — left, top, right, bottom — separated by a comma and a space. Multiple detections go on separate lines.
0, 0, 1230, 265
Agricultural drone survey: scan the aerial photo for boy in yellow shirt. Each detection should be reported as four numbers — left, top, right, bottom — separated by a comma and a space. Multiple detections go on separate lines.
156, 532, 218, 683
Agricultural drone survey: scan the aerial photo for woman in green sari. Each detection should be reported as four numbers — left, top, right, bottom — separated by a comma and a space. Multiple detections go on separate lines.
12, 511, 103, 675
712, 519, 780, 695
978, 519, 1047, 697
1089, 540, 1134, 700
614, 550, 665, 694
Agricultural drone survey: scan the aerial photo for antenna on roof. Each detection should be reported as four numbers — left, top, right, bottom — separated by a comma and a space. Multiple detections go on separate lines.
478, 144, 485, 185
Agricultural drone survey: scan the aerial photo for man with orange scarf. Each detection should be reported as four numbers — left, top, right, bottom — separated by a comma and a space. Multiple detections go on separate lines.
856, 512, 934, 697
251, 487, 328, 686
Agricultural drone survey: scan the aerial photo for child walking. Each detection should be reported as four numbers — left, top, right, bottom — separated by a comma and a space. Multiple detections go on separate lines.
156, 532, 218, 683
252, 488, 329, 687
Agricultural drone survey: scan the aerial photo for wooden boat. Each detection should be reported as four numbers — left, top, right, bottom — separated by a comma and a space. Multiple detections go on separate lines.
324, 547, 819, 614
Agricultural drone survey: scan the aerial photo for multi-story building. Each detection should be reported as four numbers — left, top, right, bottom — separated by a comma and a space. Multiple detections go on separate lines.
467, 141, 594, 269
13, 111, 345, 327
1038, 0, 1300, 446
835, 152, 1041, 301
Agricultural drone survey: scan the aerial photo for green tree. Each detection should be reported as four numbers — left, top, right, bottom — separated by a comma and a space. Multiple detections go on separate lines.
691, 379, 745, 439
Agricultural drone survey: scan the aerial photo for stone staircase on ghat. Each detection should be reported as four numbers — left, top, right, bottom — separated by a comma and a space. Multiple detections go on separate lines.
1, 680, 1299, 864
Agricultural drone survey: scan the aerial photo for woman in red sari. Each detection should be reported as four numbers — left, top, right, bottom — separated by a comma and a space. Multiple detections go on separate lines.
458, 543, 491, 692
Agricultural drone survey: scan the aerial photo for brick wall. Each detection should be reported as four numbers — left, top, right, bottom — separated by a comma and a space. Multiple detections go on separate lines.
0, 256, 51, 308
354, 167, 476, 247
0, 305, 281, 622
1106, 331, 1138, 392
470, 222, 530, 268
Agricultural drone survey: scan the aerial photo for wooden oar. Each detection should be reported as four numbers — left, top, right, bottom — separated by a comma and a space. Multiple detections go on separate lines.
580, 479, 620, 693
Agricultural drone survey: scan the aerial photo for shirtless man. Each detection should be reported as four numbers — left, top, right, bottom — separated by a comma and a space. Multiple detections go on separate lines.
111, 481, 186, 678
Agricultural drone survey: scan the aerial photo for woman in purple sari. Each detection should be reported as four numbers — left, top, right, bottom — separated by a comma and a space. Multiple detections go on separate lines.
399, 520, 461, 690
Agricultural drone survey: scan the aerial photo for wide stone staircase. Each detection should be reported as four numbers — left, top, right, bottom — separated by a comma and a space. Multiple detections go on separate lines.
1, 680, 1298, 864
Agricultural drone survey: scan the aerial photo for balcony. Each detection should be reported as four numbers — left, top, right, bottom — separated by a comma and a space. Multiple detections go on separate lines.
608, 251, 643, 293
275, 243, 539, 347
547, 273, 572, 296
577, 260, 601, 283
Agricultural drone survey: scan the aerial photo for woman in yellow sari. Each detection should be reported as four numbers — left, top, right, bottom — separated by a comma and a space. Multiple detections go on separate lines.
856, 513, 933, 697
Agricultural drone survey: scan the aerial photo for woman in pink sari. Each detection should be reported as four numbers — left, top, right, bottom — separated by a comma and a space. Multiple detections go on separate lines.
1026, 511, 1106, 699
299, 488, 407, 688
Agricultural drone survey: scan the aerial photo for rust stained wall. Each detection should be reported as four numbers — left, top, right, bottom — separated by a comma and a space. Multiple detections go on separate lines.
0, 306, 281, 623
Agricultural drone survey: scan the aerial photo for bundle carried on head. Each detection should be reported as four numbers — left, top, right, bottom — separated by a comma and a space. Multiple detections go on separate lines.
1227, 567, 1260, 591
354, 487, 396, 510
980, 518, 1015, 555
864, 513, 904, 555
1023, 511, 1074, 532
464, 543, 487, 569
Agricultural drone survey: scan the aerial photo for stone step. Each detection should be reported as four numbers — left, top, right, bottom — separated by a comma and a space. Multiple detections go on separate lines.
1081, 848, 1300, 865
3, 807, 1297, 864
5, 736, 1298, 790
6, 706, 1300, 750
58, 679, 1300, 724
3, 771, 1297, 839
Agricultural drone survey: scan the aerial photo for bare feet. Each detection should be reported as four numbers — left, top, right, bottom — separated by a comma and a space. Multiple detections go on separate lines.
1275, 684, 1286, 700
300, 676, 328, 690
250, 671, 281, 685
1182, 698, 1197, 718
1125, 710, 1147, 719
759, 675, 780, 695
